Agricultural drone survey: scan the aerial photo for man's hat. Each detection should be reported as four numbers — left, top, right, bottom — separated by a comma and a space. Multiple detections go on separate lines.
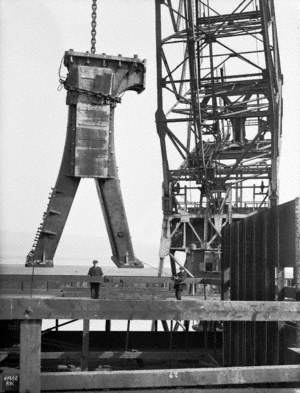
92, 260, 98, 264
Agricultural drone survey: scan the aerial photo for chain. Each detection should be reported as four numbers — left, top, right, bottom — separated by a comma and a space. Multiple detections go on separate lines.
91, 0, 97, 54
58, 0, 120, 106
62, 80, 121, 106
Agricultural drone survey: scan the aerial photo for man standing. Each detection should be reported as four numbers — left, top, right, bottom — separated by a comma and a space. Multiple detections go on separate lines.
173, 266, 187, 300
88, 260, 103, 299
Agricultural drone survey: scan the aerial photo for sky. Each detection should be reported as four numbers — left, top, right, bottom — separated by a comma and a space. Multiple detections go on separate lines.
0, 0, 300, 268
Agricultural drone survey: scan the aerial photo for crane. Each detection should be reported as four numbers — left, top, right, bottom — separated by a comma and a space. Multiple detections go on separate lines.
155, 0, 282, 277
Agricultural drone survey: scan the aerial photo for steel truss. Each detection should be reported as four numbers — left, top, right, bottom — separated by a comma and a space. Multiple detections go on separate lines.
155, 0, 282, 276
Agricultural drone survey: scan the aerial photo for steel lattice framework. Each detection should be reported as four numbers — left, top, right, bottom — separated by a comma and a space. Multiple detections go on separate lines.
155, 0, 282, 276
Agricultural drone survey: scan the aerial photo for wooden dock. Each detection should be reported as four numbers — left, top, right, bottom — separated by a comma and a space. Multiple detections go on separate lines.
0, 296, 300, 392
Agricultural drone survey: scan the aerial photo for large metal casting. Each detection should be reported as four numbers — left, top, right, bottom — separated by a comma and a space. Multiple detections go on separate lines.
155, 0, 282, 276
26, 51, 146, 267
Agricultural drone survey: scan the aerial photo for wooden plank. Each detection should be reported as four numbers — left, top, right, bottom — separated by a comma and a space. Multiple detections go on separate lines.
0, 274, 221, 295
40, 350, 218, 360
236, 221, 244, 366
46, 389, 300, 393
222, 199, 300, 367
1, 349, 221, 361
295, 198, 300, 348
0, 288, 217, 300
257, 212, 268, 365
252, 213, 259, 366
220, 221, 230, 298
0, 273, 220, 285
222, 223, 232, 366
81, 319, 89, 371
267, 208, 279, 365
245, 217, 255, 366
240, 220, 247, 366
41, 365, 300, 390
279, 199, 297, 268
1, 297, 300, 321
20, 319, 41, 393
230, 223, 238, 366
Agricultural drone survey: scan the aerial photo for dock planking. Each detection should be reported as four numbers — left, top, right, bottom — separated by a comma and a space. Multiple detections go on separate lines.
1, 297, 300, 321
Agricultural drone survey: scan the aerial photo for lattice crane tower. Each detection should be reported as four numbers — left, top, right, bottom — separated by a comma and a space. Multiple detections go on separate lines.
155, 0, 282, 276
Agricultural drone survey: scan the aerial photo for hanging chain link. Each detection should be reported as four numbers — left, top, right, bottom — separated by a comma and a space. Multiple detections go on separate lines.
91, 0, 97, 54
63, 82, 121, 106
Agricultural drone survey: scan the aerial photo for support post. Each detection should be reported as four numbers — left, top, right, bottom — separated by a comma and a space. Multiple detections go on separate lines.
169, 320, 173, 350
151, 320, 158, 331
105, 320, 111, 332
20, 319, 41, 393
295, 198, 300, 347
81, 319, 90, 371
161, 320, 169, 332
125, 320, 131, 351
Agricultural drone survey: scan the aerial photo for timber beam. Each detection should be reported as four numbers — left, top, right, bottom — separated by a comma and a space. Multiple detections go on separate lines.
2, 350, 220, 361
1, 297, 300, 321
39, 390, 300, 393
20, 320, 41, 393
41, 365, 300, 390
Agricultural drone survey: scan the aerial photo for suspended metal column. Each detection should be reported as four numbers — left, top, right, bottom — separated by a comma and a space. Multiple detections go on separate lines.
26, 51, 146, 267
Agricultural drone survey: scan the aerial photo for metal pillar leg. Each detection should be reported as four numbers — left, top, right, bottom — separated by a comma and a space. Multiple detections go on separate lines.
94, 106, 142, 267
96, 178, 141, 267
26, 107, 80, 266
